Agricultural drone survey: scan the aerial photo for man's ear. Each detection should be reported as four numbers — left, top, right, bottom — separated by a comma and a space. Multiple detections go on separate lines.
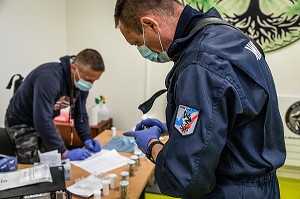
70, 63, 76, 72
141, 16, 159, 33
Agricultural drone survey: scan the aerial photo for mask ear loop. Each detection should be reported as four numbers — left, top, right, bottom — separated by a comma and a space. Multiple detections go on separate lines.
72, 64, 80, 84
142, 26, 146, 45
75, 66, 82, 80
157, 32, 165, 52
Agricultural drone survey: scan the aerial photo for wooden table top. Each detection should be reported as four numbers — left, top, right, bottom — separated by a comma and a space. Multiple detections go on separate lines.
20, 130, 155, 199
70, 130, 155, 199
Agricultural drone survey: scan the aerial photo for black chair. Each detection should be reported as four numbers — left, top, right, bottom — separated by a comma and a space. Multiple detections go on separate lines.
0, 127, 16, 156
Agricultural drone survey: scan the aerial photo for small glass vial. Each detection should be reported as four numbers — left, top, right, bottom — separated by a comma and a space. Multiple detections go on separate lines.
128, 160, 135, 177
119, 180, 129, 199
130, 155, 139, 171
134, 151, 143, 166
120, 171, 129, 181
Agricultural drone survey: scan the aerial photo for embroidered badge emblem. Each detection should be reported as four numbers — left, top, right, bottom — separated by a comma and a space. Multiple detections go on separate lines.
285, 101, 300, 136
175, 105, 199, 136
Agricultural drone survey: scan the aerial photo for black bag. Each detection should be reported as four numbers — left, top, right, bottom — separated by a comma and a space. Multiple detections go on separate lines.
6, 74, 24, 94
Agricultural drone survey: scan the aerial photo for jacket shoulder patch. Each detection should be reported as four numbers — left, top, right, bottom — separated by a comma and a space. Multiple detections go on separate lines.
175, 105, 199, 136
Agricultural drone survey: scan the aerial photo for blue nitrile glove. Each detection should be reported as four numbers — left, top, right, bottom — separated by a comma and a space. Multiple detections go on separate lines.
84, 139, 101, 152
123, 126, 161, 154
135, 118, 168, 134
66, 148, 91, 161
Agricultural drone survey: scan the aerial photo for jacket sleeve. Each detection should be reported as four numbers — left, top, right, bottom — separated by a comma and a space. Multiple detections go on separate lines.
155, 62, 243, 198
33, 73, 67, 153
74, 91, 93, 142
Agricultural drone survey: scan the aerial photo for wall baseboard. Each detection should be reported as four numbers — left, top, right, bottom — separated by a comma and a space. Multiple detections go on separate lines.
277, 165, 300, 180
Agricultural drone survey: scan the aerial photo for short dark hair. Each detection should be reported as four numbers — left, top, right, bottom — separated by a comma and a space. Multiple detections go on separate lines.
114, 0, 182, 34
73, 49, 105, 72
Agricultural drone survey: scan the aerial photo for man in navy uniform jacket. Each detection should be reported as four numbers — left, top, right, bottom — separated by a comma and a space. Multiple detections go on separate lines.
5, 49, 105, 163
114, 0, 286, 198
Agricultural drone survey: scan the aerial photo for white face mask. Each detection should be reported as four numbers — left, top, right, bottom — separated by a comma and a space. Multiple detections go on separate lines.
137, 26, 171, 63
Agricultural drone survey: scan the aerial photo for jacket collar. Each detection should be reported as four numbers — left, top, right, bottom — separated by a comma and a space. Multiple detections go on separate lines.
168, 6, 221, 62
139, 6, 222, 114
59, 55, 75, 97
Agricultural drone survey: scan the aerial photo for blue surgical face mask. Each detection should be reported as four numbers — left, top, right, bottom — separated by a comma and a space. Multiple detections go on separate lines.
74, 67, 93, 91
137, 26, 171, 63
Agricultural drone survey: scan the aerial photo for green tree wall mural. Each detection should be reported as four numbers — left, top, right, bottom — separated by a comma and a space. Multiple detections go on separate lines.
182, 0, 300, 52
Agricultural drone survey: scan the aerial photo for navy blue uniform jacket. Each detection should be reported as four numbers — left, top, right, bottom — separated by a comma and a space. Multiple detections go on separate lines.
154, 6, 286, 198
7, 56, 92, 154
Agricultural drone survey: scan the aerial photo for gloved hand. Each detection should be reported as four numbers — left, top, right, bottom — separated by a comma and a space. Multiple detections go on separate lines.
123, 126, 161, 154
66, 148, 91, 161
135, 118, 168, 134
84, 139, 101, 152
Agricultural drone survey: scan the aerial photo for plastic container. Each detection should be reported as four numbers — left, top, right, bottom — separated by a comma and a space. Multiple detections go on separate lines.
111, 127, 117, 137
89, 106, 98, 126
99, 96, 109, 121
109, 173, 117, 189
93, 189, 101, 199
95, 98, 102, 123
102, 179, 110, 195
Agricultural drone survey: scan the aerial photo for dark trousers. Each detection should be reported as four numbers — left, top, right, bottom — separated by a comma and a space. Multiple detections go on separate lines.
198, 171, 280, 199
5, 111, 47, 164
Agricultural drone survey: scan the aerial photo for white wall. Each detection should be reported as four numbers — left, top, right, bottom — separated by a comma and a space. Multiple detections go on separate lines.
0, 0, 299, 134
0, 0, 67, 126
267, 41, 300, 167
65, 0, 171, 131
266, 41, 300, 95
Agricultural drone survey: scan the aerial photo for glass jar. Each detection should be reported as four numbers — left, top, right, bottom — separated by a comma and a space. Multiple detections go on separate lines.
134, 151, 143, 166
120, 171, 129, 181
130, 155, 139, 171
128, 160, 135, 177
119, 180, 129, 199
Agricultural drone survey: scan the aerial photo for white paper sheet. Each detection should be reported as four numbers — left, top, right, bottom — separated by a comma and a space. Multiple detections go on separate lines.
67, 174, 103, 197
71, 149, 130, 174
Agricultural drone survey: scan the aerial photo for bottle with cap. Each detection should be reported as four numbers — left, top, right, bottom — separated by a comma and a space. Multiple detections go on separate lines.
128, 160, 135, 177
99, 95, 109, 121
95, 97, 102, 123
89, 105, 98, 126
119, 180, 129, 199
134, 151, 143, 166
120, 171, 129, 181
130, 155, 139, 171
